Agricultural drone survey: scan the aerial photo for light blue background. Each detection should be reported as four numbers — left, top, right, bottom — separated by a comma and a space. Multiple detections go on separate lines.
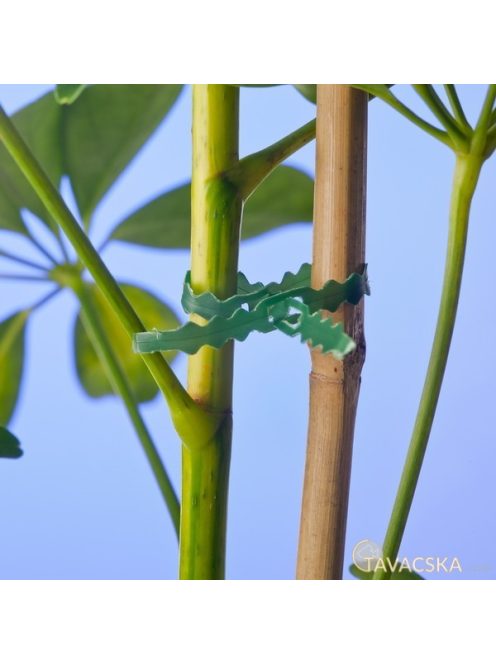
0, 85, 494, 579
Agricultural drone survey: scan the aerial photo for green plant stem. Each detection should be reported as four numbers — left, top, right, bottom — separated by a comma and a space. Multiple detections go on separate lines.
374, 152, 483, 579
230, 119, 316, 200
413, 84, 468, 145
472, 85, 496, 155
179, 85, 241, 579
443, 85, 470, 130
73, 277, 180, 535
0, 104, 219, 448
220, 87, 398, 201
486, 125, 496, 155
352, 85, 451, 146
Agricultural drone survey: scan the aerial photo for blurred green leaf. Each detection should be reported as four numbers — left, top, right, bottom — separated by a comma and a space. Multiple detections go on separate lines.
242, 166, 313, 239
62, 84, 183, 225
74, 283, 180, 402
352, 84, 395, 100
293, 85, 316, 103
0, 310, 29, 426
54, 84, 86, 105
110, 165, 313, 248
0, 93, 63, 234
349, 564, 424, 580
0, 427, 23, 459
110, 182, 190, 247
1, 85, 183, 237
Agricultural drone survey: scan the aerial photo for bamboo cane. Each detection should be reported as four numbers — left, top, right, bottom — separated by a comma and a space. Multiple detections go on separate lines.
296, 85, 368, 580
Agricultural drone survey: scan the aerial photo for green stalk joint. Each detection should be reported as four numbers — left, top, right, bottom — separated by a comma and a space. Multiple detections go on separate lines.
49, 263, 83, 290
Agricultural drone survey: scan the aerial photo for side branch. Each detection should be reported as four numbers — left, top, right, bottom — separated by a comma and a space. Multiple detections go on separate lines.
352, 85, 451, 146
0, 105, 219, 447
75, 279, 180, 534
228, 119, 316, 200
413, 84, 469, 145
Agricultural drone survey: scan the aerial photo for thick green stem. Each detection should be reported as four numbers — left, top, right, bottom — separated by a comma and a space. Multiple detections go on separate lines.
374, 153, 483, 579
179, 85, 241, 579
0, 105, 219, 448
180, 418, 232, 578
73, 277, 180, 536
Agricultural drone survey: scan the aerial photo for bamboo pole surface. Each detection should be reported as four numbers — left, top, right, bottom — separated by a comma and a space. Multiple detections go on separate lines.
296, 85, 368, 580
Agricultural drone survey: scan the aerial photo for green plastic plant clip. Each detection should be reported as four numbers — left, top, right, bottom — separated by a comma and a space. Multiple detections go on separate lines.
134, 264, 369, 359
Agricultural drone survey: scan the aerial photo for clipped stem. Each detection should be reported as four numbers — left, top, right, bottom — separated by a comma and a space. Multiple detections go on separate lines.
0, 105, 219, 448
73, 277, 180, 536
374, 153, 483, 579
230, 119, 316, 200
297, 85, 367, 579
180, 85, 241, 579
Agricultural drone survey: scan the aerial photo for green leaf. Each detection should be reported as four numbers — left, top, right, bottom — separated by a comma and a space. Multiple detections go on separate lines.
74, 283, 180, 402
349, 564, 424, 581
0, 93, 63, 234
241, 166, 313, 239
293, 85, 317, 103
110, 182, 190, 248
0, 427, 23, 459
54, 84, 86, 105
351, 84, 395, 100
62, 84, 183, 225
110, 165, 313, 248
0, 311, 29, 426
